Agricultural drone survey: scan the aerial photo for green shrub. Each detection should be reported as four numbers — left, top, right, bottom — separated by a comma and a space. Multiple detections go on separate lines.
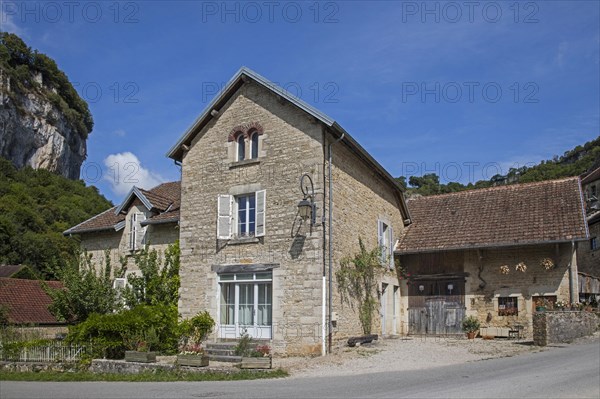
68, 304, 178, 359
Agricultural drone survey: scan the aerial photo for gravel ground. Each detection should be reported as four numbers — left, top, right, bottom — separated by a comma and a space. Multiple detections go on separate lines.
275, 332, 600, 379
156, 332, 599, 378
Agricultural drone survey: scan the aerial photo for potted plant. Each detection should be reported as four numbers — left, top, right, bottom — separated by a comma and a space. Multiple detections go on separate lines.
124, 328, 158, 363
177, 342, 209, 367
461, 316, 480, 339
235, 331, 272, 369
535, 298, 551, 312
176, 311, 215, 367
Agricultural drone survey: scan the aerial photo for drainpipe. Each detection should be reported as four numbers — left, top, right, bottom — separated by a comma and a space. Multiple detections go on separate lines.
328, 132, 345, 354
569, 241, 579, 304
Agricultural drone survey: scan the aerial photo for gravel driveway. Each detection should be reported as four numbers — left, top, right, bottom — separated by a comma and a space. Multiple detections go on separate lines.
275, 333, 599, 378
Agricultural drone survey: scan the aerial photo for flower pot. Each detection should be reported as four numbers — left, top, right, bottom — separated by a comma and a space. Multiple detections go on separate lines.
535, 306, 545, 312
125, 351, 157, 363
240, 356, 272, 369
177, 354, 209, 367
466, 331, 476, 340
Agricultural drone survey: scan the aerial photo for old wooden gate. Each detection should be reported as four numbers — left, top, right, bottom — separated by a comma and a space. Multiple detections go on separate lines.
408, 278, 465, 335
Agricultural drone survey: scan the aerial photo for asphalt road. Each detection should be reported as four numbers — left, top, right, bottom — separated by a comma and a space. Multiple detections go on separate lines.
2, 341, 599, 399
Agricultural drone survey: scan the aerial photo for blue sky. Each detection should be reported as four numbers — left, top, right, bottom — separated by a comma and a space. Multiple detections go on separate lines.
2, 0, 599, 203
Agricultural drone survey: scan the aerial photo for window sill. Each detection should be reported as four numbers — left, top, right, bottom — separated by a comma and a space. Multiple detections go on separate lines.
227, 237, 260, 245
229, 158, 260, 169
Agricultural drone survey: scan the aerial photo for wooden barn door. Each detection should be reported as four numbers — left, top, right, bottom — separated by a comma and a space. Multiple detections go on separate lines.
408, 278, 465, 335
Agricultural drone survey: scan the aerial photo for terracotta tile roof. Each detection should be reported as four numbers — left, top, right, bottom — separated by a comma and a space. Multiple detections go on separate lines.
64, 181, 181, 235
64, 206, 125, 235
582, 166, 600, 185
0, 265, 24, 278
0, 278, 64, 325
396, 177, 589, 254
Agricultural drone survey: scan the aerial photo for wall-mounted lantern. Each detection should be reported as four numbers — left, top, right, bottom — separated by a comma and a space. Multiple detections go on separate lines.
298, 173, 317, 226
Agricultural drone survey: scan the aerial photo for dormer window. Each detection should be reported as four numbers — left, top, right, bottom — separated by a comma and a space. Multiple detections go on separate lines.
237, 134, 245, 161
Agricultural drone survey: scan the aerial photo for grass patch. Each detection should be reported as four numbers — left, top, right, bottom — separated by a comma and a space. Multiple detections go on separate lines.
0, 368, 288, 382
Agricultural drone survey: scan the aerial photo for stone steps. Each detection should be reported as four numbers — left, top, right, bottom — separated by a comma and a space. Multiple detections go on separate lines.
206, 342, 240, 363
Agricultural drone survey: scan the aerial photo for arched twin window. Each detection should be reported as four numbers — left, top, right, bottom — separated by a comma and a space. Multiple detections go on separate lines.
236, 131, 259, 161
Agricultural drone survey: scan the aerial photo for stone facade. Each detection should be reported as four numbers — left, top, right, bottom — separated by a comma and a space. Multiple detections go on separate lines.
533, 311, 598, 346
176, 80, 407, 355
577, 221, 600, 277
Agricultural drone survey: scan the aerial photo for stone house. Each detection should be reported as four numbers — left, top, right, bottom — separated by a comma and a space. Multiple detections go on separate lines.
63, 181, 181, 283
167, 67, 410, 355
395, 178, 589, 337
578, 166, 600, 302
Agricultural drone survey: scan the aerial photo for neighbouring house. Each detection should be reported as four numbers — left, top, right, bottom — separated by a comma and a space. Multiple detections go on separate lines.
0, 265, 24, 278
578, 166, 600, 303
0, 277, 66, 338
63, 181, 181, 282
168, 67, 410, 355
395, 177, 589, 337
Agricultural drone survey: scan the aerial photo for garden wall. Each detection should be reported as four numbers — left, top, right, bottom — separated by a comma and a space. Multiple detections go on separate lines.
533, 311, 598, 346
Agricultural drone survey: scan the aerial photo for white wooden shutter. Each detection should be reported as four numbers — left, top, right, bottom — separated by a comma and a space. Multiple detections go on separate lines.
377, 220, 387, 265
129, 214, 137, 250
388, 226, 394, 269
136, 213, 146, 249
217, 195, 233, 239
255, 190, 266, 237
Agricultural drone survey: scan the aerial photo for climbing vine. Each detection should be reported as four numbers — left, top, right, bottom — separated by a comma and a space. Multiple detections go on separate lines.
336, 238, 386, 335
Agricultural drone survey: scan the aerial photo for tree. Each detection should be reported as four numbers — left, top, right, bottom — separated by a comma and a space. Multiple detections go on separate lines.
122, 241, 181, 308
45, 251, 123, 322
335, 238, 385, 335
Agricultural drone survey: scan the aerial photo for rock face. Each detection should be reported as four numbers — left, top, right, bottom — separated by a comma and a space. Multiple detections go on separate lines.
0, 74, 86, 180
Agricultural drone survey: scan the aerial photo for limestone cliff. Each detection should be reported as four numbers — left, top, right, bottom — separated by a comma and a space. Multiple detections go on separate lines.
0, 33, 92, 180
0, 74, 86, 180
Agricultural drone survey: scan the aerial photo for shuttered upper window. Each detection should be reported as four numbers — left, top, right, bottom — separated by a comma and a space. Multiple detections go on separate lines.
128, 212, 146, 251
217, 191, 266, 240
377, 220, 394, 269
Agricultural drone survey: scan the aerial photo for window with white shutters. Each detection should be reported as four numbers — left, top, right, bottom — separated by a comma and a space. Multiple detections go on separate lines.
217, 191, 266, 240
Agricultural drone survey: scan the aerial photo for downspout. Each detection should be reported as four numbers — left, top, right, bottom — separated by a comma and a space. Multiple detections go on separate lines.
569, 241, 579, 304
328, 132, 345, 354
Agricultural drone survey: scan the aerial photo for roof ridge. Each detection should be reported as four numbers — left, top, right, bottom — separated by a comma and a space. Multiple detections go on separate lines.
407, 176, 580, 201
63, 206, 117, 234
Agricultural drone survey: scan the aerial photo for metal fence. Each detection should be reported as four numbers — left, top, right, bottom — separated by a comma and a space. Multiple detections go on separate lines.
0, 343, 88, 362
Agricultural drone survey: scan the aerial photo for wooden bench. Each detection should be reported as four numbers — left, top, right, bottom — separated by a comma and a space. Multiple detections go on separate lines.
347, 334, 379, 347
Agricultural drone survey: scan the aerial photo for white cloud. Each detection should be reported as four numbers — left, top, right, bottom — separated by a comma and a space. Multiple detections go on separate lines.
103, 152, 164, 197
113, 129, 126, 137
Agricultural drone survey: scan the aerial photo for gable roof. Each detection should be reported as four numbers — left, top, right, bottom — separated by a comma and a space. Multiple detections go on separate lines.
396, 177, 589, 254
582, 166, 600, 185
0, 278, 64, 325
166, 66, 410, 221
64, 181, 181, 235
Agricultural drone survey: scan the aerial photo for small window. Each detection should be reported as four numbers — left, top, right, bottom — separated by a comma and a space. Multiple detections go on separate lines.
591, 237, 598, 251
251, 132, 259, 159
237, 135, 245, 161
498, 297, 518, 316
